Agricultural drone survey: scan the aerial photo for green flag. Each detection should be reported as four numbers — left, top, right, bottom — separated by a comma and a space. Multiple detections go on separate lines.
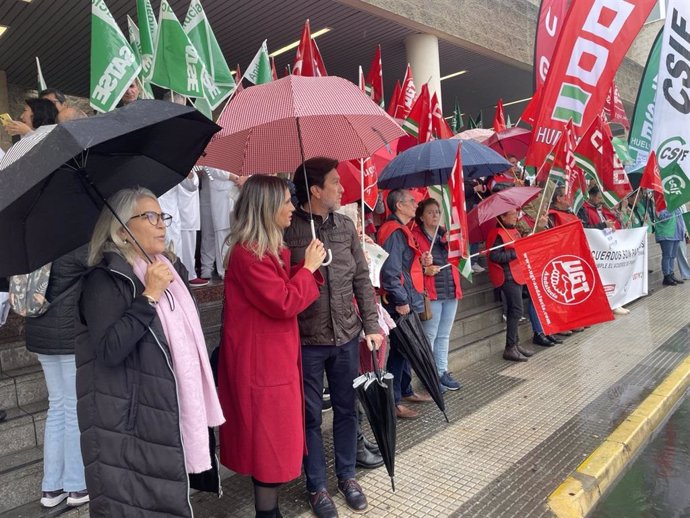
136, 0, 157, 80
475, 111, 483, 129
150, 0, 206, 99
660, 161, 690, 211
126, 15, 154, 99
450, 98, 463, 133
183, 0, 234, 109
90, 0, 141, 113
244, 40, 273, 85
467, 114, 477, 129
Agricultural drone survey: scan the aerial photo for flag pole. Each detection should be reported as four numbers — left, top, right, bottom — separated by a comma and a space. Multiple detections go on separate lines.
625, 188, 642, 229
360, 158, 366, 249
429, 221, 441, 250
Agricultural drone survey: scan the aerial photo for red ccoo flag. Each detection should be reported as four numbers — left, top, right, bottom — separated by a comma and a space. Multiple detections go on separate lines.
403, 83, 432, 143
393, 64, 416, 119
387, 80, 401, 117
493, 99, 507, 133
431, 92, 454, 139
639, 151, 666, 212
365, 45, 384, 107
293, 19, 328, 77
603, 80, 630, 130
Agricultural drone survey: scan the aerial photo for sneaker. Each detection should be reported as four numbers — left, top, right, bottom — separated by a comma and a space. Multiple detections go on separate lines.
321, 387, 332, 413
612, 307, 630, 315
440, 371, 461, 391
337, 478, 368, 512
40, 490, 68, 508
189, 277, 210, 287
67, 490, 89, 507
471, 263, 485, 273
308, 489, 338, 518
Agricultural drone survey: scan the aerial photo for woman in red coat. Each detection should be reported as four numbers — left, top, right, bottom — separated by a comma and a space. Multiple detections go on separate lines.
218, 176, 326, 518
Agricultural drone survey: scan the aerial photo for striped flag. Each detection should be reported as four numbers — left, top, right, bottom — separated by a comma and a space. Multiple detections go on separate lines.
403, 83, 432, 142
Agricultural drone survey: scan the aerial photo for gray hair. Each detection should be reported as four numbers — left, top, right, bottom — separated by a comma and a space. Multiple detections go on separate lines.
386, 189, 408, 214
88, 186, 158, 266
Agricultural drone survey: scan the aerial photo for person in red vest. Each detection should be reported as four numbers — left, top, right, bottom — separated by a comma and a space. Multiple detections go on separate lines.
577, 185, 621, 230
378, 189, 433, 419
548, 186, 581, 228
486, 209, 535, 361
487, 155, 524, 193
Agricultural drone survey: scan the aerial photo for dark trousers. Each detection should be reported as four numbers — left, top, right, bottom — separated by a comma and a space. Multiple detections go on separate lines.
386, 333, 413, 404
500, 280, 523, 347
302, 337, 359, 492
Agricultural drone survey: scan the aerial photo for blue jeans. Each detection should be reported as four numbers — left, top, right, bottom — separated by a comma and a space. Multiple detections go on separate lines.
659, 240, 681, 275
421, 298, 458, 375
527, 298, 543, 334
37, 354, 85, 492
301, 338, 359, 492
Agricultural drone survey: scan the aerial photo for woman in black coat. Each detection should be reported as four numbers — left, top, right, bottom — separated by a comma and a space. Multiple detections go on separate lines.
78, 187, 224, 517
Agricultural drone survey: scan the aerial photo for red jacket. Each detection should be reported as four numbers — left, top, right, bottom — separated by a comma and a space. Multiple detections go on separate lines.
548, 207, 580, 227
579, 202, 622, 229
218, 245, 322, 483
411, 226, 462, 300
486, 226, 525, 287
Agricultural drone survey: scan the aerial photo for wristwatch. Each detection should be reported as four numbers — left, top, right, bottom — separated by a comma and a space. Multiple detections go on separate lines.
142, 294, 158, 307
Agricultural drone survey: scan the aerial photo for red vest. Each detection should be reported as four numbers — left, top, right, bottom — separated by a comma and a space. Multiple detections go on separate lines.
411, 226, 462, 300
377, 220, 425, 294
548, 208, 580, 227
581, 202, 622, 229
486, 226, 525, 287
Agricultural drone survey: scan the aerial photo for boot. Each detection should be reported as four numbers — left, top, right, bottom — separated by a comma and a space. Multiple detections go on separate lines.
503, 345, 528, 362
356, 435, 384, 469
663, 275, 678, 286
362, 435, 381, 456
517, 344, 535, 357
670, 274, 685, 284
255, 508, 281, 518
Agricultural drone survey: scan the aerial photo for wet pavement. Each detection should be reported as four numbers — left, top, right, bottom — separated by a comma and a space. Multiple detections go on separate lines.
190, 281, 690, 517
591, 391, 690, 518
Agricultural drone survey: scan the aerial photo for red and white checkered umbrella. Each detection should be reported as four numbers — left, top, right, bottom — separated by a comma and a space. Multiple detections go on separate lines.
200, 75, 405, 175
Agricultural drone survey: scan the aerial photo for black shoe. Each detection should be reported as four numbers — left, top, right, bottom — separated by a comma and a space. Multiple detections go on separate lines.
663, 275, 678, 286
362, 435, 381, 456
503, 345, 528, 362
670, 274, 685, 284
309, 489, 338, 518
532, 333, 555, 347
0, 409, 6, 422
546, 335, 564, 344
356, 436, 384, 469
517, 344, 535, 357
337, 478, 368, 513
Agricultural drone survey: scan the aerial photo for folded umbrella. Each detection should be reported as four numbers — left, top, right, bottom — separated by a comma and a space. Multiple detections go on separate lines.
390, 312, 448, 422
0, 100, 220, 276
378, 139, 511, 189
354, 348, 397, 491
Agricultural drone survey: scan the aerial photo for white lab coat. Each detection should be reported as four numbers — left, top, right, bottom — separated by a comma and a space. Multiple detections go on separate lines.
177, 173, 200, 279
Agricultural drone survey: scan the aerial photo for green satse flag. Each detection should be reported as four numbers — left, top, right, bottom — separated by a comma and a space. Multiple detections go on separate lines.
183, 0, 234, 109
244, 40, 273, 85
90, 0, 141, 113
136, 0, 157, 80
126, 15, 154, 99
451, 98, 463, 133
150, 0, 206, 99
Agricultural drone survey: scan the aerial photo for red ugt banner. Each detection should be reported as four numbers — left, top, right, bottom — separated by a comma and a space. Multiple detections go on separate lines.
534, 0, 570, 91
513, 220, 613, 334
525, 0, 656, 167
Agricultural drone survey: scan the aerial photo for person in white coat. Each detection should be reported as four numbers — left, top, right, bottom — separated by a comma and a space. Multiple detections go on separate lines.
197, 166, 241, 279
177, 171, 202, 283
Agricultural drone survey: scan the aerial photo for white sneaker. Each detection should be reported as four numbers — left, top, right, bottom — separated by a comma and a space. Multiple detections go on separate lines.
612, 307, 630, 315
40, 491, 67, 508
471, 263, 485, 273
66, 490, 90, 507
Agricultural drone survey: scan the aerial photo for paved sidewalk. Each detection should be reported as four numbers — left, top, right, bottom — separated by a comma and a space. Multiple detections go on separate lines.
191, 283, 690, 517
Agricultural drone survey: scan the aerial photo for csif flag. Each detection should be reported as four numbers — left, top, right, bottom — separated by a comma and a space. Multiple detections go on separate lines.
534, 0, 570, 91
514, 220, 614, 334
365, 45, 384, 107
639, 150, 667, 212
90, 0, 141, 113
525, 0, 657, 167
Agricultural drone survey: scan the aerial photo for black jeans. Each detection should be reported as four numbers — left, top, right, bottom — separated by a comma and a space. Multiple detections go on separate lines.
301, 337, 359, 492
500, 280, 524, 347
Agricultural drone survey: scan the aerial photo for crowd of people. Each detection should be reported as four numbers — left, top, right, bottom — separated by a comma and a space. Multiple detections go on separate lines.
1, 85, 689, 518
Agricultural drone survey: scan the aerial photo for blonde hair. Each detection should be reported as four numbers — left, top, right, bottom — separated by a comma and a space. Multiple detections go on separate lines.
88, 187, 162, 266
226, 176, 289, 264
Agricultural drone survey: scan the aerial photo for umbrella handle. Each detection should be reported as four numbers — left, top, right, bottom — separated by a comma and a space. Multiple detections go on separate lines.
309, 219, 333, 266
371, 345, 383, 382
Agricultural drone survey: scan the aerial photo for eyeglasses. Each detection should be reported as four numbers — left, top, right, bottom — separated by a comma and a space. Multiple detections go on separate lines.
129, 211, 173, 227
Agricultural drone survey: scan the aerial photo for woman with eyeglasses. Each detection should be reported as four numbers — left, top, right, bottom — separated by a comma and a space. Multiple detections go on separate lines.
78, 187, 225, 517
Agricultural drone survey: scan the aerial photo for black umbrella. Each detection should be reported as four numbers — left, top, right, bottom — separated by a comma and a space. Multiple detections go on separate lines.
0, 100, 220, 276
353, 347, 397, 491
391, 312, 449, 422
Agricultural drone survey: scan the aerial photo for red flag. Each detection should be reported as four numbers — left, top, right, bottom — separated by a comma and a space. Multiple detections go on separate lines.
601, 119, 632, 198
493, 99, 507, 133
357, 65, 365, 92
447, 144, 469, 263
403, 83, 432, 143
639, 151, 666, 212
520, 86, 542, 126
270, 57, 279, 81
293, 19, 328, 77
365, 45, 384, 107
387, 80, 401, 117
514, 220, 614, 334
234, 64, 244, 94
536, 119, 576, 184
524, 0, 656, 167
603, 80, 630, 129
431, 92, 454, 139
534, 0, 570, 90
394, 64, 416, 119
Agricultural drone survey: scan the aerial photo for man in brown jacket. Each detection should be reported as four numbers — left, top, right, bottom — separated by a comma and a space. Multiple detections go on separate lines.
285, 157, 382, 518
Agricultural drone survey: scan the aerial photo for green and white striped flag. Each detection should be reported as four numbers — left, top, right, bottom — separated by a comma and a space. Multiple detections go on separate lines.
244, 40, 273, 85
150, 0, 207, 99
574, 153, 619, 208
183, 0, 235, 110
136, 0, 157, 80
90, 0, 141, 113
126, 16, 154, 99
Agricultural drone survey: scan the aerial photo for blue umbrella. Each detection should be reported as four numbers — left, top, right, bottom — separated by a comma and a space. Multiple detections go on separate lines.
377, 139, 511, 189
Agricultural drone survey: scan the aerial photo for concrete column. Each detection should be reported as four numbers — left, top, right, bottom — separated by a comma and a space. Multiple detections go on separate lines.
404, 33, 442, 108
0, 70, 10, 151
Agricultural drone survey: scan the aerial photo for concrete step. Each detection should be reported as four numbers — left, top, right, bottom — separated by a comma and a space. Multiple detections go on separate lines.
0, 313, 24, 345
0, 500, 85, 518
0, 405, 41, 458
0, 365, 47, 410
0, 447, 44, 514
0, 340, 38, 374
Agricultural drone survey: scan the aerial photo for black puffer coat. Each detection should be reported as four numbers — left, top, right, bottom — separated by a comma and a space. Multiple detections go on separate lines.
77, 252, 219, 518
25, 245, 89, 355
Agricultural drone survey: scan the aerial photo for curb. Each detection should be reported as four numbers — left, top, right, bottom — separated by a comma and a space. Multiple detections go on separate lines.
547, 353, 690, 518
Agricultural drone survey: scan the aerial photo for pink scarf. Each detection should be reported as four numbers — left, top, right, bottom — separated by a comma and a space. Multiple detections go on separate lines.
133, 255, 225, 474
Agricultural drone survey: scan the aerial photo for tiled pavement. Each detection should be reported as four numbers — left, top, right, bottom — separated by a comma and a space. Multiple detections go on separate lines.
192, 283, 690, 518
